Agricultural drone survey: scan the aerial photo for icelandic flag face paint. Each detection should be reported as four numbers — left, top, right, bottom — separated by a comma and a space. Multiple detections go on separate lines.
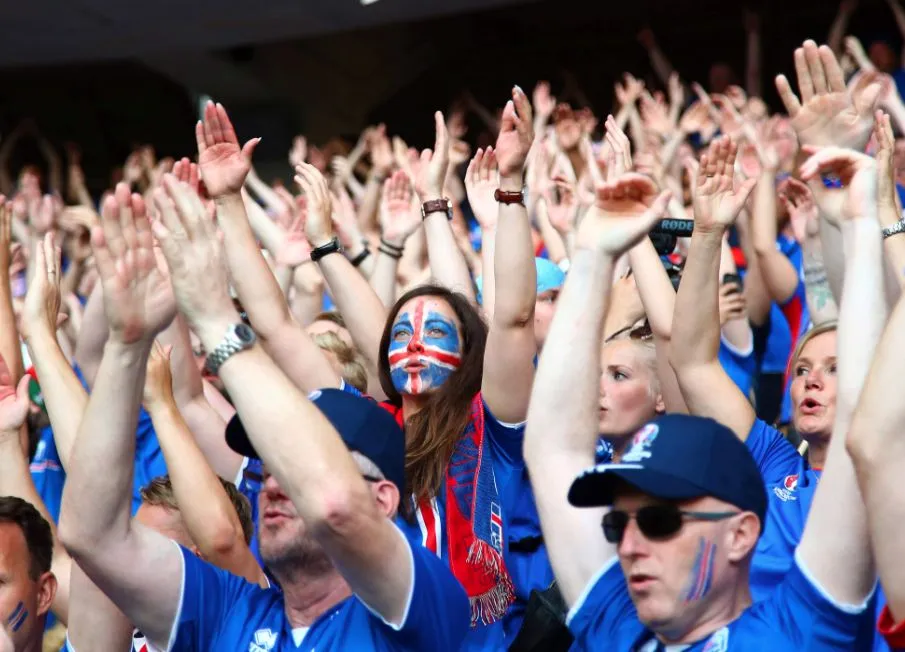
6, 601, 27, 632
388, 298, 462, 396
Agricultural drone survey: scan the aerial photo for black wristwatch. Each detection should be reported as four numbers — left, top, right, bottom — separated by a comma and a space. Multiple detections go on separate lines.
310, 237, 344, 263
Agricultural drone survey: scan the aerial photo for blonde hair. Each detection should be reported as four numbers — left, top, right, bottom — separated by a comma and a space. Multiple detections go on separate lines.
603, 326, 662, 399
140, 475, 255, 545
314, 331, 369, 392
791, 321, 837, 370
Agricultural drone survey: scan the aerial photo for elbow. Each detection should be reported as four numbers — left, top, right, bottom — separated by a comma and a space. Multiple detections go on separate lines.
306, 484, 373, 541
204, 521, 245, 560
494, 302, 535, 330
57, 512, 94, 561
845, 416, 879, 469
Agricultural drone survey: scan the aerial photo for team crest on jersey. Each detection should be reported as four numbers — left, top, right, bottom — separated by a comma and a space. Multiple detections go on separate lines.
773, 474, 799, 502
702, 627, 729, 652
250, 628, 278, 652
622, 424, 659, 463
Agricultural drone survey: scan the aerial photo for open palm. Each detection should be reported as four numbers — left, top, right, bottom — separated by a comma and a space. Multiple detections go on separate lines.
196, 101, 260, 198
579, 174, 671, 255
380, 170, 419, 245
465, 147, 499, 230
692, 137, 757, 231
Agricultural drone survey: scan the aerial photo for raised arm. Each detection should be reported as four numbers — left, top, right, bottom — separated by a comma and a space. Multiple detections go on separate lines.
143, 343, 265, 586
525, 173, 669, 607
191, 103, 340, 393
414, 112, 476, 302
57, 191, 184, 649
465, 147, 500, 319
669, 137, 757, 439
153, 166, 417, 628
886, 0, 905, 61
0, 201, 24, 384
828, 0, 857, 55
482, 86, 537, 422
745, 11, 762, 97
797, 147, 881, 606
874, 111, 905, 292
372, 172, 421, 307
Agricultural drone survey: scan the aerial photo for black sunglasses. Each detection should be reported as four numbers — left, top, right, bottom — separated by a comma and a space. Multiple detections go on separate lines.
602, 504, 739, 544
605, 320, 653, 344
248, 467, 381, 487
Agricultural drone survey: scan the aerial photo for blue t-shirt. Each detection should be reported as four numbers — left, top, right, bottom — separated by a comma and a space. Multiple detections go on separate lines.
30, 425, 65, 524
718, 336, 756, 400
567, 553, 873, 650
395, 397, 539, 651
744, 419, 819, 601
73, 365, 168, 515
168, 533, 469, 651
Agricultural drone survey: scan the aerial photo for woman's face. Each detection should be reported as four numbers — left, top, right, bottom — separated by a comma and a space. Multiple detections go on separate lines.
598, 340, 663, 439
388, 296, 463, 396
790, 330, 837, 441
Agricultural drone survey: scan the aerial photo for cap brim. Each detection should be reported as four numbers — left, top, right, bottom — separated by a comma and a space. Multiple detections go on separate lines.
225, 415, 259, 460
568, 463, 709, 508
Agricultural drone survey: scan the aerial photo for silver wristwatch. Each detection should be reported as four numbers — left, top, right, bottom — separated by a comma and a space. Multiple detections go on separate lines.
882, 219, 905, 240
204, 323, 257, 376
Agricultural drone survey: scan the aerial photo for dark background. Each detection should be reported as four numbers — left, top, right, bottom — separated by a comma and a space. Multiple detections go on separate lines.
0, 0, 901, 194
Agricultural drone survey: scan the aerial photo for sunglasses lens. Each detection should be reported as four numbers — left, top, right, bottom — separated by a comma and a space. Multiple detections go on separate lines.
602, 511, 629, 543
636, 504, 684, 540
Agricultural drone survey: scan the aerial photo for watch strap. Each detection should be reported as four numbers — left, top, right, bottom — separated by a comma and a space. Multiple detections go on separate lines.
204, 325, 256, 376
883, 219, 905, 239
494, 188, 525, 205
421, 198, 452, 220
310, 237, 343, 262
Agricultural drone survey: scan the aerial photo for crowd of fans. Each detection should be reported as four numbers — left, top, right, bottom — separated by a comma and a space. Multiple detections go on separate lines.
6, 2, 905, 650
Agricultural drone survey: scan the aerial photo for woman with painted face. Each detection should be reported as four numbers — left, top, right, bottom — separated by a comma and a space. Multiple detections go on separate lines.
304, 88, 541, 651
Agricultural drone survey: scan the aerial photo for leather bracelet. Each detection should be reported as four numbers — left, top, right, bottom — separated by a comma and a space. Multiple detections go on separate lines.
378, 246, 403, 260
421, 198, 452, 220
494, 188, 525, 205
310, 237, 343, 263
349, 248, 371, 267
379, 238, 404, 253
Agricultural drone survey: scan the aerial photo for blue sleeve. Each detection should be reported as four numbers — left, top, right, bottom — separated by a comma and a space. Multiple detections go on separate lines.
745, 419, 806, 484
482, 397, 524, 467
171, 544, 259, 649
379, 533, 469, 651
718, 337, 756, 398
339, 380, 363, 397
29, 426, 65, 524
760, 551, 875, 649
566, 558, 640, 649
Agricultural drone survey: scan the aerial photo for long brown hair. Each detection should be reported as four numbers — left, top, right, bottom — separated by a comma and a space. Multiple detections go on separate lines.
378, 285, 487, 512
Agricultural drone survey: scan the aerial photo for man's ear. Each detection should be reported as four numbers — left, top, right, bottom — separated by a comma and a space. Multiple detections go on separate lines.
724, 512, 760, 563
373, 480, 401, 520
36, 571, 58, 617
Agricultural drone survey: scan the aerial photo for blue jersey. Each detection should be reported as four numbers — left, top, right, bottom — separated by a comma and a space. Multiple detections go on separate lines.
167, 534, 469, 651
30, 425, 65, 523
73, 365, 168, 515
744, 419, 818, 601
718, 336, 756, 399
395, 398, 540, 651
567, 554, 874, 650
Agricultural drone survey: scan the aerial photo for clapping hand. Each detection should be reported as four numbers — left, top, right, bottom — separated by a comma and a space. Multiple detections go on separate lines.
799, 145, 878, 224
414, 112, 450, 200
196, 101, 261, 198
692, 136, 757, 233
778, 178, 820, 242
465, 147, 500, 230
0, 353, 29, 436
22, 232, 64, 341
379, 171, 420, 248
294, 163, 335, 249
495, 86, 535, 184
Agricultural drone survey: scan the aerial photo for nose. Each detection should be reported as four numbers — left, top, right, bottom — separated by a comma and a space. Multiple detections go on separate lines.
262, 473, 285, 498
407, 335, 424, 353
617, 516, 649, 558
805, 368, 824, 390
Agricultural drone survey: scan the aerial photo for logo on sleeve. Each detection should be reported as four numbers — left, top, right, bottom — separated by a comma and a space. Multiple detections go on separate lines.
772, 474, 799, 502
622, 424, 659, 463
702, 627, 729, 652
250, 628, 278, 652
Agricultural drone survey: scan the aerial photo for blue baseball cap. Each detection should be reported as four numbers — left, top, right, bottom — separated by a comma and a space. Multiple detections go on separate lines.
568, 414, 767, 527
476, 257, 565, 304
226, 389, 406, 495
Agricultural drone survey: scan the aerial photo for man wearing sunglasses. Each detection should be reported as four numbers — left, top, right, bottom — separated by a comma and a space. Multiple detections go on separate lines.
526, 139, 878, 650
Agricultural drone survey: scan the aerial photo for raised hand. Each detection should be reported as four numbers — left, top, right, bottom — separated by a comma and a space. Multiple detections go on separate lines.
195, 101, 261, 198
603, 115, 633, 180
640, 92, 673, 136
543, 176, 580, 235
465, 147, 500, 230
533, 81, 557, 120
414, 112, 450, 200
369, 125, 394, 177
874, 110, 899, 215
692, 136, 757, 232
379, 171, 420, 247
22, 232, 63, 340
29, 195, 56, 235
172, 156, 203, 197
615, 74, 645, 108
778, 178, 820, 243
799, 145, 878, 224
0, 353, 29, 435
775, 40, 881, 150
151, 176, 234, 335
275, 208, 312, 268
719, 284, 748, 326
93, 183, 176, 344
143, 341, 175, 408
578, 174, 671, 255
289, 135, 308, 168
294, 163, 335, 248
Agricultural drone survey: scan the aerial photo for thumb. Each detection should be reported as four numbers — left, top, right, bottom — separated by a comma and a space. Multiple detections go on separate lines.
734, 178, 758, 205
15, 375, 30, 403
638, 191, 672, 231
856, 83, 883, 116
241, 137, 262, 160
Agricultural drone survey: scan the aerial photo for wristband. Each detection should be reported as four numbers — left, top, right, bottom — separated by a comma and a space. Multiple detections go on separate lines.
494, 188, 526, 205
882, 220, 905, 239
349, 248, 371, 267
421, 198, 452, 220
379, 238, 404, 254
378, 246, 403, 260
310, 237, 344, 263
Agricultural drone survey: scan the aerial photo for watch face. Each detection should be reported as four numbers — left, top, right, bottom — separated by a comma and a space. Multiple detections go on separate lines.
234, 323, 255, 344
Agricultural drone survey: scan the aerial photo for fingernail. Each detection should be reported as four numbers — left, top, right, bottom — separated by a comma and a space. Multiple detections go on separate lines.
514, 85, 524, 95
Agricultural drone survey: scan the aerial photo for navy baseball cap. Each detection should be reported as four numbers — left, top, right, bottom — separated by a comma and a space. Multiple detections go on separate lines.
568, 414, 767, 527
225, 388, 406, 495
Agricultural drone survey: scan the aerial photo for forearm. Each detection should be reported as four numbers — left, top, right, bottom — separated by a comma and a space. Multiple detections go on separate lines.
369, 250, 401, 308
828, 8, 852, 54
59, 261, 86, 300
671, 228, 724, 368
802, 238, 839, 325
289, 264, 325, 327
60, 340, 148, 551
25, 328, 88, 469
423, 213, 476, 301
647, 46, 675, 87
66, 564, 134, 652
479, 228, 497, 321
0, 273, 23, 384
217, 193, 294, 339
244, 170, 286, 215
356, 174, 383, 234
628, 238, 677, 340
746, 27, 762, 97
73, 284, 110, 388
493, 193, 536, 328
